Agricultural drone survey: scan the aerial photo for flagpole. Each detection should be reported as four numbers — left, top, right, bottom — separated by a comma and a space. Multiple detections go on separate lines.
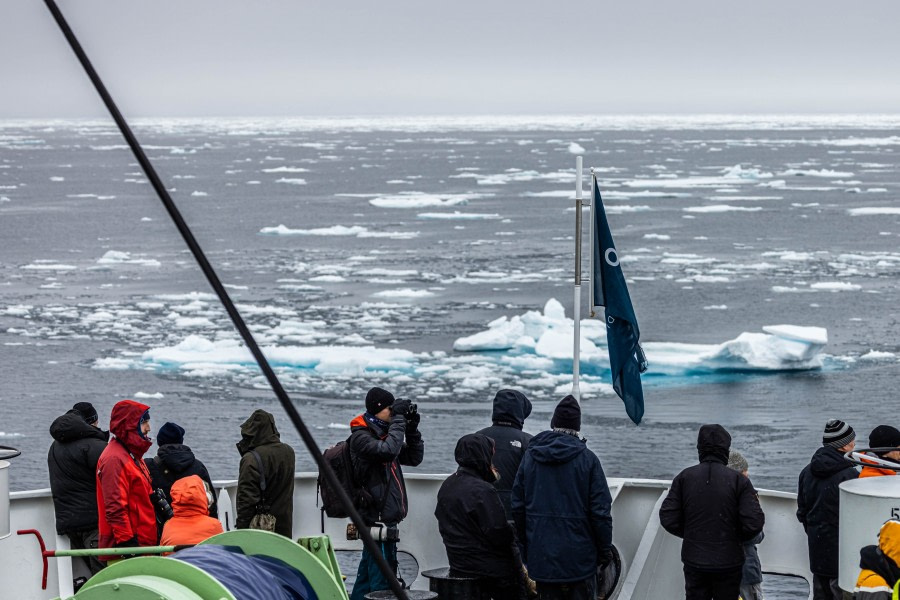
589, 169, 596, 319
572, 156, 583, 401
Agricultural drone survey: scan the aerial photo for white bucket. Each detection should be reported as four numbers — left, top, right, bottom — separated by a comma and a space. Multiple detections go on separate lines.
838, 476, 900, 591
0, 461, 9, 539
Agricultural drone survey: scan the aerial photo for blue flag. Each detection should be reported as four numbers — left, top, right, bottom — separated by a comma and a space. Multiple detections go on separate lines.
590, 177, 647, 424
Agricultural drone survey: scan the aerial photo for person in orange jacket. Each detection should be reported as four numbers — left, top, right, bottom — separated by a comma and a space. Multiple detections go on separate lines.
96, 399, 157, 560
160, 475, 223, 548
853, 520, 900, 599
860, 426, 900, 478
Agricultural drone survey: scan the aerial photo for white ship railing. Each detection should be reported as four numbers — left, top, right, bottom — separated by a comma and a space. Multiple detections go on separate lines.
0, 473, 812, 600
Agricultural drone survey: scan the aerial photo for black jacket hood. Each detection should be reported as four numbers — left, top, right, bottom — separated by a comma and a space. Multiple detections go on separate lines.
156, 443, 196, 472
810, 444, 856, 478
491, 389, 531, 429
454, 433, 495, 482
697, 424, 731, 464
50, 412, 109, 444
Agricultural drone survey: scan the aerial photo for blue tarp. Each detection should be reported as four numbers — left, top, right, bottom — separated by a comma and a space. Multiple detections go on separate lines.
174, 545, 316, 600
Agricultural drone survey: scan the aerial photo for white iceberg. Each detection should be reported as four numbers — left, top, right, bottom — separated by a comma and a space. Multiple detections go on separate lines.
453, 299, 828, 373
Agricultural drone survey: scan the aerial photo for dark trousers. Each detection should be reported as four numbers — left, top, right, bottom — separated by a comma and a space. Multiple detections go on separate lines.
349, 541, 398, 600
683, 565, 742, 600
536, 575, 596, 600
449, 570, 525, 600
812, 574, 844, 600
67, 529, 105, 576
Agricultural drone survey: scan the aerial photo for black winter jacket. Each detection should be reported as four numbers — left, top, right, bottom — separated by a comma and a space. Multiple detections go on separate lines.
47, 412, 110, 534
145, 444, 218, 517
435, 434, 519, 579
235, 410, 296, 538
796, 445, 859, 577
659, 424, 765, 572
476, 389, 533, 519
511, 430, 612, 583
349, 412, 424, 526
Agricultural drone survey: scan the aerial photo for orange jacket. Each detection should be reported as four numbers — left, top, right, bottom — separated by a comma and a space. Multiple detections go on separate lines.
96, 400, 156, 559
160, 475, 223, 548
860, 455, 898, 479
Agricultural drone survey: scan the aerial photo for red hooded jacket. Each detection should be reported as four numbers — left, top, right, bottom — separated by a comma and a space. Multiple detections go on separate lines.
96, 400, 157, 557
160, 475, 223, 548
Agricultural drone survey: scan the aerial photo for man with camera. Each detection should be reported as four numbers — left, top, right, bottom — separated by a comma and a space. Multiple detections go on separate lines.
96, 399, 159, 560
347, 387, 424, 600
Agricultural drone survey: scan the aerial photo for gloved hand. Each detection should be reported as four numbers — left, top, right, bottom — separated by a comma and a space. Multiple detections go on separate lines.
114, 536, 139, 559
392, 398, 411, 417
521, 566, 538, 599
598, 547, 614, 570
405, 410, 421, 434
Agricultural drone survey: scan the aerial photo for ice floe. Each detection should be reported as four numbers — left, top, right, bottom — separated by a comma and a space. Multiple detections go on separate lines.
860, 350, 896, 361
96, 251, 161, 267
261, 166, 310, 173
848, 207, 900, 216
623, 165, 772, 189
683, 205, 763, 213
417, 211, 502, 220
372, 289, 435, 299
260, 225, 367, 236
369, 192, 481, 209
780, 168, 854, 177
809, 282, 862, 291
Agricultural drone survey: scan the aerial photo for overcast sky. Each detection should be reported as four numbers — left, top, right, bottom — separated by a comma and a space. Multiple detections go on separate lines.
2, 0, 899, 118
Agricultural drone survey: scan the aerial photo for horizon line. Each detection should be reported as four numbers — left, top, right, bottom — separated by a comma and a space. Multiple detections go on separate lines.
3, 113, 900, 132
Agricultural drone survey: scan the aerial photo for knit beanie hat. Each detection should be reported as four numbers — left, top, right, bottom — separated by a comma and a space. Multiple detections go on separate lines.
365, 387, 395, 415
727, 450, 749, 473
71, 402, 98, 425
869, 425, 900, 453
823, 419, 856, 449
157, 422, 185, 446
551, 395, 581, 431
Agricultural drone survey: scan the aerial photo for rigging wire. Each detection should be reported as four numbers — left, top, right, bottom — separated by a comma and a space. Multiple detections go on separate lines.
41, 1, 409, 597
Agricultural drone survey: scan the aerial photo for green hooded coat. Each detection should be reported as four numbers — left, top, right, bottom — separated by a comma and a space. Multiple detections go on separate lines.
235, 409, 295, 537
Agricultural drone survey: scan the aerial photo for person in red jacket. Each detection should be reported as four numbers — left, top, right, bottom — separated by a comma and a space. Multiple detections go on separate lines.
96, 399, 158, 560
160, 475, 223, 548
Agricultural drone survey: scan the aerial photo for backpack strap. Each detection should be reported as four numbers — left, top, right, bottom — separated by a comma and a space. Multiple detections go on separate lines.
250, 450, 269, 509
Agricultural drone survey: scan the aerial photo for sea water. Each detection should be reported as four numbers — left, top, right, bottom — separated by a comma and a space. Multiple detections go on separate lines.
1, 118, 898, 592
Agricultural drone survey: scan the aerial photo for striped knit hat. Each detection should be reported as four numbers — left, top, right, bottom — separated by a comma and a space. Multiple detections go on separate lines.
823, 419, 856, 449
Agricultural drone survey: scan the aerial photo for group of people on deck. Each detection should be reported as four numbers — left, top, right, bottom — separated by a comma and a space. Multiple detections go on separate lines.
46, 399, 294, 589
45, 391, 900, 600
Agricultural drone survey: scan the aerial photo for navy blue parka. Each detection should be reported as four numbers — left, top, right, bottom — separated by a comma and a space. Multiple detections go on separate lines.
510, 430, 613, 583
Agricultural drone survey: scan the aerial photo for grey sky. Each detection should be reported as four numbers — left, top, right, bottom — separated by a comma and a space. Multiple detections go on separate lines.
2, 0, 899, 118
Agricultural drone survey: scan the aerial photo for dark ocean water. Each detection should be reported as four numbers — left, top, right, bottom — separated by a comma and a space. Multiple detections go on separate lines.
1, 117, 898, 507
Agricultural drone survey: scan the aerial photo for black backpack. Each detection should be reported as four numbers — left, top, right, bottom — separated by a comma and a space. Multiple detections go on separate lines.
318, 438, 362, 518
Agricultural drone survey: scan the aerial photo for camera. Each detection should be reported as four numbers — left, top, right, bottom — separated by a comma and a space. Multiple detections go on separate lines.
346, 522, 400, 543
150, 488, 174, 523
394, 398, 417, 417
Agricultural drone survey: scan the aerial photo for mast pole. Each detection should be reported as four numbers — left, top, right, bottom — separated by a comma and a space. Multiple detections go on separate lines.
572, 156, 583, 401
